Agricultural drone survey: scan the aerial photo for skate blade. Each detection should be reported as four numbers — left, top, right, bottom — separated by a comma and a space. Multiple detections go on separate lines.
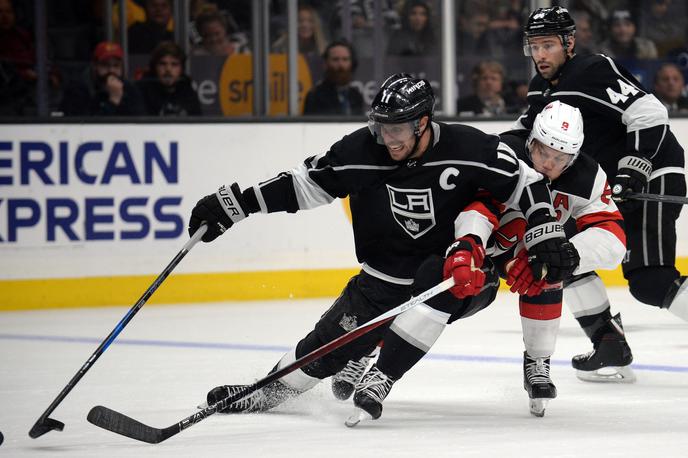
345, 408, 374, 428
529, 398, 549, 417
576, 365, 636, 384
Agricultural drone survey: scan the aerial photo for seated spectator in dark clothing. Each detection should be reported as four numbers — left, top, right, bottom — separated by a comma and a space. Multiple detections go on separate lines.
303, 40, 364, 116
456, 5, 499, 58
191, 8, 248, 56
600, 10, 657, 60
0, 0, 36, 84
571, 10, 600, 55
136, 41, 201, 116
457, 61, 507, 117
639, 0, 685, 57
128, 0, 174, 54
59, 41, 145, 116
653, 62, 688, 114
387, 0, 437, 56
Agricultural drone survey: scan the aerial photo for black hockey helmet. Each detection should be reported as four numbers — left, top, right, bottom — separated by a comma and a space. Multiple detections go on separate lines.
369, 73, 435, 124
523, 7, 575, 56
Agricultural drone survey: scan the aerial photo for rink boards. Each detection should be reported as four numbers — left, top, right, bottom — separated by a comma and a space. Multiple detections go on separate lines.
2, 120, 687, 310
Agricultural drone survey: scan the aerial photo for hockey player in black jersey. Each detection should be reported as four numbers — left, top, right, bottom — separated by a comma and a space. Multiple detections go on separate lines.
516, 6, 687, 382
344, 101, 626, 423
187, 73, 579, 414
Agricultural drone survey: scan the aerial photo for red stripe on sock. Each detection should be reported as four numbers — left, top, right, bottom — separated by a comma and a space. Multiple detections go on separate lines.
519, 299, 562, 320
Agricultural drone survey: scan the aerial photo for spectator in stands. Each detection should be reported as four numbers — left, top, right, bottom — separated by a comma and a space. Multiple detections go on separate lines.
486, 1, 523, 57
504, 80, 529, 114
136, 41, 201, 116
303, 40, 363, 116
59, 41, 145, 116
653, 62, 688, 114
639, 0, 686, 58
387, 0, 437, 56
457, 61, 507, 117
0, 0, 39, 86
328, 0, 399, 59
571, 10, 599, 55
128, 0, 174, 54
192, 8, 248, 56
599, 10, 657, 60
272, 5, 327, 59
456, 4, 498, 57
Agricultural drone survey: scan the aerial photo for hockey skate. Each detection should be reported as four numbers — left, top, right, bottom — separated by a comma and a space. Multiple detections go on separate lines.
332, 349, 378, 401
205, 380, 300, 413
345, 364, 396, 427
572, 313, 636, 383
523, 352, 557, 417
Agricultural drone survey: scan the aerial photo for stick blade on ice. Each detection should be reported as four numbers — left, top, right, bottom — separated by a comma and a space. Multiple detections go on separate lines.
87, 406, 167, 444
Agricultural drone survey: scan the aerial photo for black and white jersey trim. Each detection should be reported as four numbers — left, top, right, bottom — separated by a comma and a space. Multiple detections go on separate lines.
362, 263, 414, 285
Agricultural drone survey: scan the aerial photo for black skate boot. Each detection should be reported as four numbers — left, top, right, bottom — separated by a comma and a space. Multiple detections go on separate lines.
572, 313, 635, 383
345, 364, 397, 427
332, 350, 377, 401
523, 352, 557, 417
206, 380, 300, 413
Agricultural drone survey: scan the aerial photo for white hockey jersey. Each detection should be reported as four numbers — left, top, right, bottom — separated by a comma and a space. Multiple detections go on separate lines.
493, 131, 626, 276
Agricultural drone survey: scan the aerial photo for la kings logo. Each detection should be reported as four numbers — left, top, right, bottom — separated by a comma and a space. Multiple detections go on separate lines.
387, 184, 436, 239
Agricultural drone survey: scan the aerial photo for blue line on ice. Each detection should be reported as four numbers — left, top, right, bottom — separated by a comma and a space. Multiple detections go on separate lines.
1, 333, 686, 373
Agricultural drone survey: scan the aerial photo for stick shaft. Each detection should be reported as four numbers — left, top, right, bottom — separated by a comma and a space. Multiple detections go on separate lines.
625, 192, 688, 205
88, 277, 455, 443
29, 226, 207, 438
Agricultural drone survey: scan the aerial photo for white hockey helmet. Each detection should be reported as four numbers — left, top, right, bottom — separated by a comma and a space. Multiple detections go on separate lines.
527, 100, 584, 169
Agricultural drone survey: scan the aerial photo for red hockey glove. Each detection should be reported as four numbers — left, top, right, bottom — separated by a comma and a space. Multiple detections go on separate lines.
506, 249, 547, 296
443, 236, 486, 299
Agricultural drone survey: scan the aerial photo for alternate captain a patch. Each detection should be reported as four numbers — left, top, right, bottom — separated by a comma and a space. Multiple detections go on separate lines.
386, 184, 436, 239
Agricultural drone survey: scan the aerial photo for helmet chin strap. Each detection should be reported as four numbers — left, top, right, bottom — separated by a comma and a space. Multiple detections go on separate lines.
406, 121, 431, 161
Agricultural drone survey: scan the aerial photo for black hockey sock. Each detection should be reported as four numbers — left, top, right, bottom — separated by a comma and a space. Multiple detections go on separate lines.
375, 329, 427, 380
575, 307, 613, 342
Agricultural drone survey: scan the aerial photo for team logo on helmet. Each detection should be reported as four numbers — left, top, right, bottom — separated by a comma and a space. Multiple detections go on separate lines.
387, 185, 436, 239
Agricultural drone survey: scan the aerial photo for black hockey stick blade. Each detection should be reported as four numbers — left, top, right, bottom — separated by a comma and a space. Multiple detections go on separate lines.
88, 406, 172, 444
28, 417, 64, 439
87, 278, 454, 444
624, 192, 688, 205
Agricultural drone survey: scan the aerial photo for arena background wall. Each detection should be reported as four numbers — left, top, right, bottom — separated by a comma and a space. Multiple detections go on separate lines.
2, 120, 687, 310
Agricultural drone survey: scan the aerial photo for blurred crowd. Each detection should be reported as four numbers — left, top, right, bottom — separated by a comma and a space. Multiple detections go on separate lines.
1, 0, 688, 117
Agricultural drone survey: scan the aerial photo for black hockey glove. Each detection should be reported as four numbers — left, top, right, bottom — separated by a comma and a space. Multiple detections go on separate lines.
189, 183, 249, 242
523, 210, 580, 283
612, 155, 652, 214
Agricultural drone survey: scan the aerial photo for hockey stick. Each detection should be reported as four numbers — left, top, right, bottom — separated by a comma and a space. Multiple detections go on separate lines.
28, 225, 208, 439
624, 192, 688, 206
87, 277, 455, 444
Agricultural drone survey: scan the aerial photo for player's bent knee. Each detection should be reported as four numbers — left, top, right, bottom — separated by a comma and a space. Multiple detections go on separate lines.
627, 267, 680, 308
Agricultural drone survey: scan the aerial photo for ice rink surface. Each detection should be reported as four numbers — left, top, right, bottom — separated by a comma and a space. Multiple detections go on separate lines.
1, 288, 686, 457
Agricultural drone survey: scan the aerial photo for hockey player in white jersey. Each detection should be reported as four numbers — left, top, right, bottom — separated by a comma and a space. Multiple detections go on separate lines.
345, 101, 626, 423
187, 74, 579, 414
516, 6, 686, 382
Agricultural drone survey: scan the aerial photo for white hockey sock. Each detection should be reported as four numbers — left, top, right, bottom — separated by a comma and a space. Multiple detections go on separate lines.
667, 278, 688, 321
564, 274, 610, 319
275, 348, 320, 392
389, 303, 451, 352
521, 316, 560, 358
519, 291, 562, 358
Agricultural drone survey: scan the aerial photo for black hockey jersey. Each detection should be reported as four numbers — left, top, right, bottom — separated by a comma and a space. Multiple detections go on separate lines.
515, 54, 685, 180
241, 122, 552, 284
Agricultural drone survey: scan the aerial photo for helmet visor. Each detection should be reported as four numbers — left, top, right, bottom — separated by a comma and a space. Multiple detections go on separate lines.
368, 118, 417, 146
